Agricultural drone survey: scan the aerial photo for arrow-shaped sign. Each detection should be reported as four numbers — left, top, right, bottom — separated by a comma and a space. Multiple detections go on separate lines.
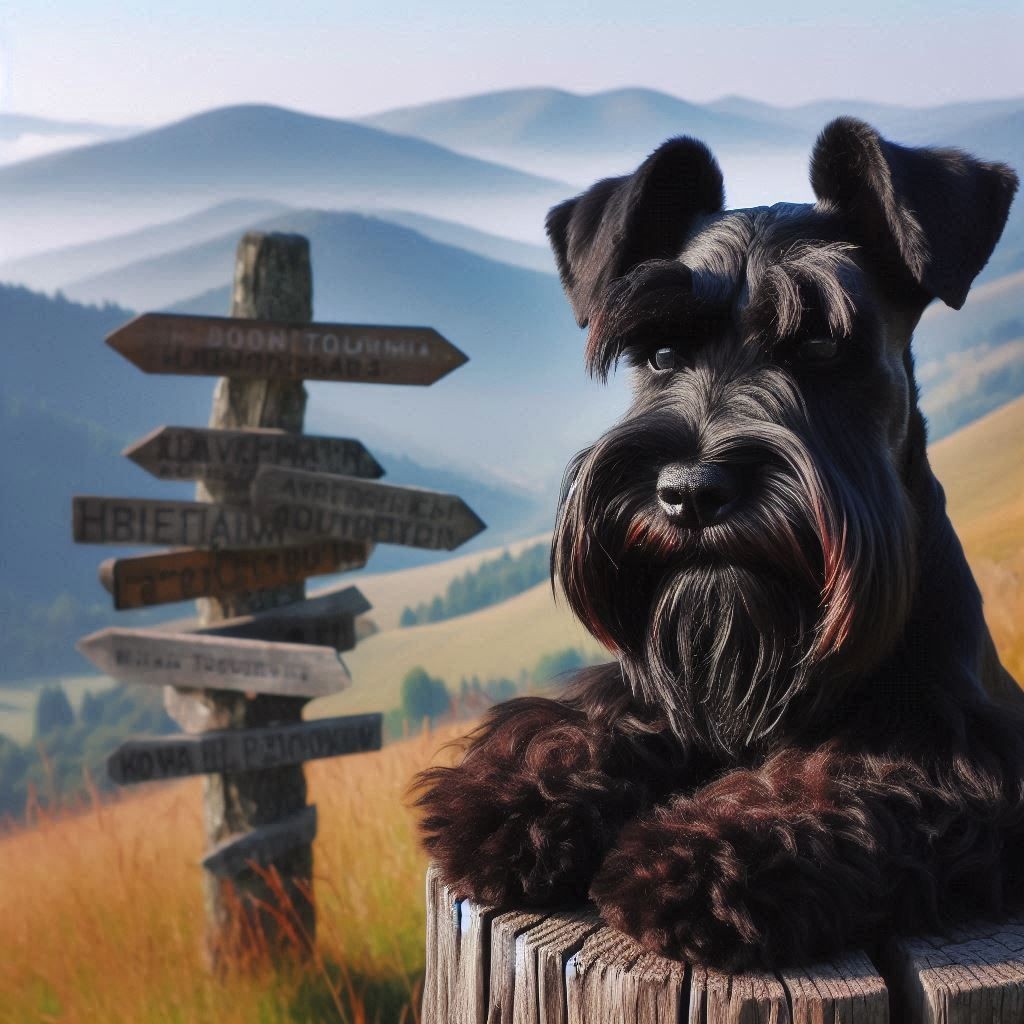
203, 806, 319, 878
98, 541, 370, 610
251, 466, 486, 551
124, 425, 384, 485
77, 628, 350, 699
197, 585, 371, 651
107, 712, 382, 785
107, 313, 468, 385
74, 495, 322, 550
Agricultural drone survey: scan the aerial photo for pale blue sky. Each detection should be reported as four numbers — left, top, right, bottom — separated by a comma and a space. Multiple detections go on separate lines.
2, 0, 1021, 124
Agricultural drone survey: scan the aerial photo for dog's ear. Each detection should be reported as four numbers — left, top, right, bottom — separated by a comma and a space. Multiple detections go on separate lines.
810, 117, 1018, 310
546, 138, 725, 326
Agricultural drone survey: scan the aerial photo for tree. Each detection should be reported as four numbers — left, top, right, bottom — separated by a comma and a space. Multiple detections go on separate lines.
533, 648, 585, 685
399, 606, 419, 628
400, 667, 450, 727
33, 685, 74, 737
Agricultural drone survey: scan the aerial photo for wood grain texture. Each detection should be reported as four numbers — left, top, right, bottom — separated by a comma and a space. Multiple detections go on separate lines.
193, 232, 316, 968
888, 919, 1024, 1023
423, 865, 933, 1024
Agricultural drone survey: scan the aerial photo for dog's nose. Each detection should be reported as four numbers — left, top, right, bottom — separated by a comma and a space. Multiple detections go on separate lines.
656, 462, 742, 528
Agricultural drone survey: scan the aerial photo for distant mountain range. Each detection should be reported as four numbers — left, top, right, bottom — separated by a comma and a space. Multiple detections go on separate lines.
0, 104, 569, 262
0, 112, 134, 167
360, 87, 1024, 187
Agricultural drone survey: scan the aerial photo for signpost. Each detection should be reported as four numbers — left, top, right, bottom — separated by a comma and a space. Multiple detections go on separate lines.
77, 628, 352, 699
107, 312, 468, 385
73, 229, 484, 969
98, 541, 370, 610
124, 426, 384, 484
252, 466, 487, 551
197, 585, 370, 650
107, 713, 382, 784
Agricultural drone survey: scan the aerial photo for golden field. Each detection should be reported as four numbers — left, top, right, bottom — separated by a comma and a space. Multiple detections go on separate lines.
0, 397, 1022, 1023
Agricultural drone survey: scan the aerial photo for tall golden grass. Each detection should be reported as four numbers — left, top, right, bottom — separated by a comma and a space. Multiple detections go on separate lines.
0, 723, 466, 1024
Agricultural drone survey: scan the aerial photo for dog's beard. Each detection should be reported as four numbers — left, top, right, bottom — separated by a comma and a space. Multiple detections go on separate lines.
553, 404, 917, 755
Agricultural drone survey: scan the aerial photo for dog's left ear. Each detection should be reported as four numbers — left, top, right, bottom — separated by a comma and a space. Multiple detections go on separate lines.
546, 138, 725, 326
810, 117, 1018, 310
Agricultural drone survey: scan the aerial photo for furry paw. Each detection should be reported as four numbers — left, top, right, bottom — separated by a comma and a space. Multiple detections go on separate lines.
415, 697, 641, 907
591, 764, 867, 970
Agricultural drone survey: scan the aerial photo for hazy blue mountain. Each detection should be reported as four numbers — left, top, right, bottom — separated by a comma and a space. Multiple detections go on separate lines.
361, 87, 1023, 194
0, 104, 569, 262
0, 199, 289, 293
364, 209, 555, 274
361, 86, 804, 165
706, 95, 1024, 144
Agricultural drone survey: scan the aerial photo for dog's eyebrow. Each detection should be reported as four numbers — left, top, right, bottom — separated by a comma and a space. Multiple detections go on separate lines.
586, 261, 733, 379
743, 241, 865, 342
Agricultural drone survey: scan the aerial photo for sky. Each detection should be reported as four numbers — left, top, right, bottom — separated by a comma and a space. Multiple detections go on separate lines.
1, 0, 1022, 126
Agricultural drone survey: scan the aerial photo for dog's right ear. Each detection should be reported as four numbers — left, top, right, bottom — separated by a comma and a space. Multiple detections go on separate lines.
545, 138, 725, 326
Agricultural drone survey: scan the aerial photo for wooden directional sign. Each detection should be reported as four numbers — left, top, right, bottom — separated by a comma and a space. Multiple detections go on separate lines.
124, 425, 384, 485
74, 496, 318, 550
77, 628, 350, 699
107, 313, 468, 385
98, 541, 370, 610
251, 466, 486, 551
107, 712, 383, 785
203, 806, 318, 878
198, 585, 371, 651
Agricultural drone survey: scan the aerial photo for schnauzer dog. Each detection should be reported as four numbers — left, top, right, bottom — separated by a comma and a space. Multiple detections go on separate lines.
417, 118, 1023, 970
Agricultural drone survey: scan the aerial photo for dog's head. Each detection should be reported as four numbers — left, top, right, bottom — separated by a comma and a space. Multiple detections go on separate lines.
548, 118, 1018, 753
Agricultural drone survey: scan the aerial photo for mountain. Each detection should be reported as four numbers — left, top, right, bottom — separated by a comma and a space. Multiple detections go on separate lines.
362, 86, 804, 158
362, 209, 554, 274
0, 199, 289, 293
0, 104, 569, 262
361, 88, 1024, 199
361, 87, 810, 187
705, 95, 1024, 145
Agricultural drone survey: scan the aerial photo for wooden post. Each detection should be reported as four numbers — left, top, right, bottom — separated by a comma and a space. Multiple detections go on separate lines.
421, 864, 1024, 1023
174, 232, 316, 967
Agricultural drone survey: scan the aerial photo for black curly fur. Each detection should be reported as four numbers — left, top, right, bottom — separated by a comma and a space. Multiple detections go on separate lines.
415, 120, 1024, 970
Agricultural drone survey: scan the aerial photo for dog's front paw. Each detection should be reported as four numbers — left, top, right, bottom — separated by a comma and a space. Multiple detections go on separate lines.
591, 807, 771, 970
591, 778, 856, 971
416, 698, 638, 908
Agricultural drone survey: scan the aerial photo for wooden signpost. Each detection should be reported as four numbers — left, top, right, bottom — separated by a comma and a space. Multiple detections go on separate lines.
107, 312, 468, 385
98, 541, 370, 610
197, 585, 370, 650
124, 426, 384, 484
77, 628, 352, 699
107, 713, 382, 784
252, 466, 487, 551
72, 230, 484, 969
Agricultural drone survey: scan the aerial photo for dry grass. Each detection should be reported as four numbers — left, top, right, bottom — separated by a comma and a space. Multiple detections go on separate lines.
0, 723, 467, 1024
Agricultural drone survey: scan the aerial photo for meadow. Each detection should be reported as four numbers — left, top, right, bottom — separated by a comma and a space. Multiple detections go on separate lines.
1, 398, 1022, 1023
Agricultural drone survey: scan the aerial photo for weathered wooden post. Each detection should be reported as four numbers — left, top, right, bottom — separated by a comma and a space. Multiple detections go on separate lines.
74, 232, 484, 972
422, 863, 1024, 1022
186, 232, 318, 964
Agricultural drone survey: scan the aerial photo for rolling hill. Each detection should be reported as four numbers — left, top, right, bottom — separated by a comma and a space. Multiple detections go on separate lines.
0, 104, 569, 262
0, 199, 289, 293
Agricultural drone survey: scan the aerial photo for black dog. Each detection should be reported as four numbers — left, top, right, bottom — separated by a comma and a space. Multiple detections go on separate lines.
417, 118, 1024, 970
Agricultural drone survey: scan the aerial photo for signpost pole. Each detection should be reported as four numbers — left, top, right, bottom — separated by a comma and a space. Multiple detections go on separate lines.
178, 231, 317, 967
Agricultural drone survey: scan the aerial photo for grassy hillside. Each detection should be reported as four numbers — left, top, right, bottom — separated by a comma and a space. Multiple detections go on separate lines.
0, 725, 463, 1023
313, 578, 603, 722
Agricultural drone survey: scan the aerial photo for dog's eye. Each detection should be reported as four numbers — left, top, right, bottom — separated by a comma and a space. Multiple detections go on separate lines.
796, 337, 840, 364
649, 347, 680, 372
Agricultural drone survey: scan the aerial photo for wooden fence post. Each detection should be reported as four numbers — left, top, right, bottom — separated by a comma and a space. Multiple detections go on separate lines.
176, 231, 315, 967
